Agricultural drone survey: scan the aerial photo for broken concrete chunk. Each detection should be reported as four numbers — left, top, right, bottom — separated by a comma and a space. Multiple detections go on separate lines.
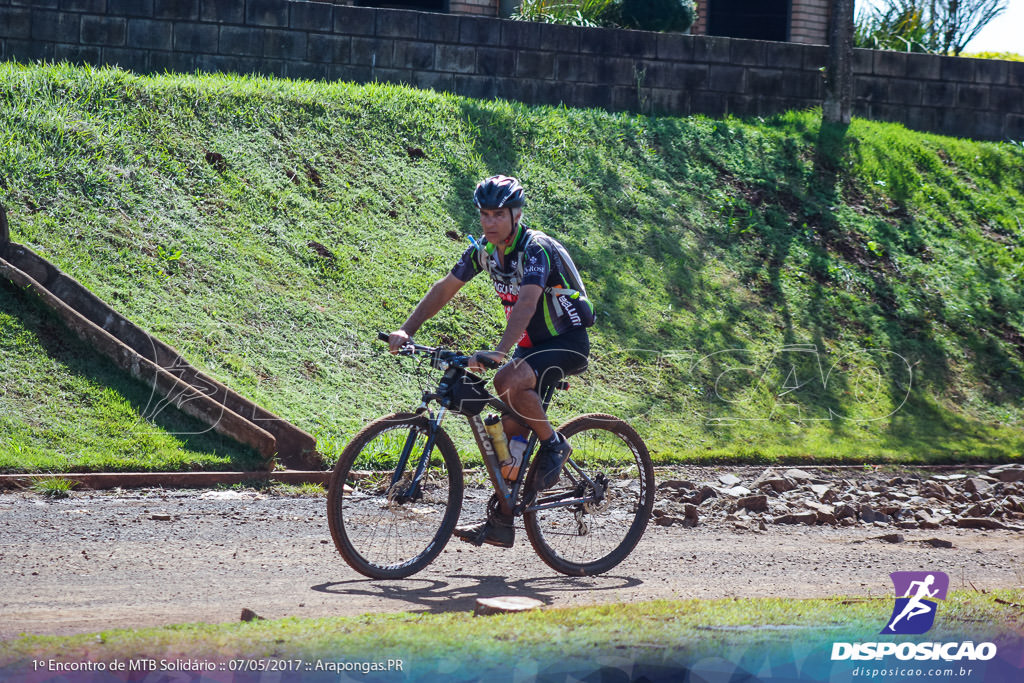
761, 478, 797, 493
784, 468, 814, 482
750, 468, 778, 489
809, 484, 834, 500
804, 500, 835, 516
989, 466, 1024, 483
859, 506, 892, 524
955, 517, 1006, 530
964, 478, 991, 494
659, 479, 696, 491
775, 511, 818, 525
718, 473, 741, 487
721, 485, 752, 497
834, 504, 856, 520
737, 494, 769, 513
816, 512, 838, 525
876, 533, 904, 544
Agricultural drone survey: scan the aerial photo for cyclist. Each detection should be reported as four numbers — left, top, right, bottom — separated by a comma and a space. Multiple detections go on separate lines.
388, 175, 595, 548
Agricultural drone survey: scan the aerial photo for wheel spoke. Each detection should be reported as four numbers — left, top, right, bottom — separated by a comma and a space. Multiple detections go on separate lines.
524, 415, 654, 576
327, 414, 462, 579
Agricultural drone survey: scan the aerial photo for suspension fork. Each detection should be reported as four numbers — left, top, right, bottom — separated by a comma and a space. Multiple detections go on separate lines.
390, 408, 447, 497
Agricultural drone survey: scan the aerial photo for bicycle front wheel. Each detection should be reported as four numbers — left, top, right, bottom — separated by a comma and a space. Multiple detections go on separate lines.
327, 412, 463, 579
524, 413, 655, 576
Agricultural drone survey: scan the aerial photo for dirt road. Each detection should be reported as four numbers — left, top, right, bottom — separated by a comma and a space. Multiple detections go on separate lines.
2, 466, 1022, 639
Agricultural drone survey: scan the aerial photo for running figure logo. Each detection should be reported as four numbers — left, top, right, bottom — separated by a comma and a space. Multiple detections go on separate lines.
882, 571, 950, 635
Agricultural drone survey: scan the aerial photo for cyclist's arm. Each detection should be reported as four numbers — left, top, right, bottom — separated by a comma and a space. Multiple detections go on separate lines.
390, 274, 465, 351
495, 284, 542, 356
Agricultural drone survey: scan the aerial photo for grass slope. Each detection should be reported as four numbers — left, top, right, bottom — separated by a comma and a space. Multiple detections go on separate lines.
1, 61, 1023, 472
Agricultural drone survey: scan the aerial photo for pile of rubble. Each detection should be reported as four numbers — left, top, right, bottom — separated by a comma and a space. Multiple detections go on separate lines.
653, 464, 1024, 532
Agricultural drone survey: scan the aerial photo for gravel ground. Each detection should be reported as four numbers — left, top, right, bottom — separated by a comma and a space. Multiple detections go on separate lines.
1, 465, 1022, 639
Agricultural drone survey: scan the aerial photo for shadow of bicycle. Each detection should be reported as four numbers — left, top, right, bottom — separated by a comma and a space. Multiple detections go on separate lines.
311, 574, 643, 614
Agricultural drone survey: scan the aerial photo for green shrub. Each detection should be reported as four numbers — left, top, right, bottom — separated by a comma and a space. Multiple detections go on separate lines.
855, 3, 932, 52
512, 0, 618, 27
620, 0, 696, 32
962, 51, 1023, 62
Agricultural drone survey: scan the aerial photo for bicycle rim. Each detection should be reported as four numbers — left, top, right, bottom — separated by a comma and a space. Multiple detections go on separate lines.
327, 413, 463, 579
524, 414, 654, 576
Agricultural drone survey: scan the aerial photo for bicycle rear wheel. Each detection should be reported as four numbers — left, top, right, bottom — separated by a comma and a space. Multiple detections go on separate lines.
523, 413, 654, 576
327, 412, 463, 579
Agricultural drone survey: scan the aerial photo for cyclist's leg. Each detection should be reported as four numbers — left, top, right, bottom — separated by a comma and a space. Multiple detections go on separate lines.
493, 359, 553, 440
495, 328, 590, 436
502, 330, 590, 491
456, 331, 590, 542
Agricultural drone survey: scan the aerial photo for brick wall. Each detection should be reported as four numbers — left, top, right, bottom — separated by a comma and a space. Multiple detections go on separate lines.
449, 0, 498, 17
789, 0, 829, 45
692, 1, 706, 35
0, 0, 1020, 141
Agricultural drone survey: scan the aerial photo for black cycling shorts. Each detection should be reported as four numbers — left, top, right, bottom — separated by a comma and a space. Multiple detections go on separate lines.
511, 327, 590, 396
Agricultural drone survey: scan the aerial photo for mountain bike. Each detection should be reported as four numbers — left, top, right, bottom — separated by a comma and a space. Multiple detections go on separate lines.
326, 334, 655, 579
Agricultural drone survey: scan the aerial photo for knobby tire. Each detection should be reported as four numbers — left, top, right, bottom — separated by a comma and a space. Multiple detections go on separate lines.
523, 413, 655, 576
327, 412, 463, 579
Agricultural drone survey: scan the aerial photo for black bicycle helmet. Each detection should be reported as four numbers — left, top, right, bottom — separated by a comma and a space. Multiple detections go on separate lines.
473, 175, 525, 210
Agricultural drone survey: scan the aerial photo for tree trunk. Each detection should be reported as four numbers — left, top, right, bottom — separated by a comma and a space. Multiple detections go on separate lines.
823, 0, 855, 125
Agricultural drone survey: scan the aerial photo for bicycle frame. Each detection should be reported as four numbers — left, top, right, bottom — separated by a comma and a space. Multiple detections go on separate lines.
397, 376, 606, 519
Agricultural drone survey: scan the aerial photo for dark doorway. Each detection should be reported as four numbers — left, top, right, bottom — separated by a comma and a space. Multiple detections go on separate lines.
708, 0, 790, 41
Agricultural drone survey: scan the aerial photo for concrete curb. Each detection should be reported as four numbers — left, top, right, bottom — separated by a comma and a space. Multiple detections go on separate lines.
0, 470, 331, 491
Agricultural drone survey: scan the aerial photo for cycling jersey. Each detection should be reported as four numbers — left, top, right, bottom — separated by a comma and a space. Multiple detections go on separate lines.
450, 225, 595, 348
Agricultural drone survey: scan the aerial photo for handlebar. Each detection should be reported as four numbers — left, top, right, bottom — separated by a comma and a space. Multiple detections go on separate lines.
377, 332, 500, 370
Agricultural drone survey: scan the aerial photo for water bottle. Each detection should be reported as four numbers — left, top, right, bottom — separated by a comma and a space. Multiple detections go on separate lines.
503, 436, 527, 483
483, 414, 511, 468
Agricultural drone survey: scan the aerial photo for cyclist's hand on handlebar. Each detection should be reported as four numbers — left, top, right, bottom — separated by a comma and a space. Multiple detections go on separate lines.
387, 329, 412, 354
468, 350, 504, 373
